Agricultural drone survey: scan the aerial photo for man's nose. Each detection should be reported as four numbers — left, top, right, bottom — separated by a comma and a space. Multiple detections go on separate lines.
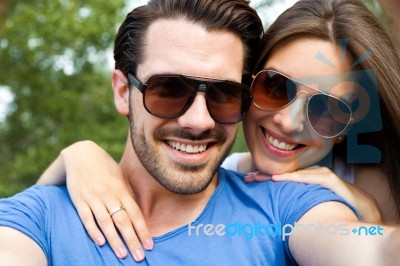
177, 93, 216, 134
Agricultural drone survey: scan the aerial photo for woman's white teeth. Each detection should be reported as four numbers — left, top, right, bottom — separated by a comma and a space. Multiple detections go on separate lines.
267, 134, 297, 151
167, 141, 207, 153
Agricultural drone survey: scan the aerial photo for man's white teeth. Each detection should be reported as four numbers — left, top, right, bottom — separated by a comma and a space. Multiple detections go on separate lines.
167, 140, 207, 153
267, 134, 297, 151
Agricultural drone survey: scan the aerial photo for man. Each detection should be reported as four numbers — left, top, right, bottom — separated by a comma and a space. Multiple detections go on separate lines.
0, 0, 399, 265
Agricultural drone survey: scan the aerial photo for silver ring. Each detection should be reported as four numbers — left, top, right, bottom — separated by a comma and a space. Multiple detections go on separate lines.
109, 206, 125, 216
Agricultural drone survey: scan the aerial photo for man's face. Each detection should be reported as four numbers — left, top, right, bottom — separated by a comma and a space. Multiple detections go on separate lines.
128, 19, 244, 194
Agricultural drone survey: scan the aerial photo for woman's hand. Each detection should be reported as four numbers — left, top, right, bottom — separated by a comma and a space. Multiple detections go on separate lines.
59, 141, 153, 261
244, 167, 383, 223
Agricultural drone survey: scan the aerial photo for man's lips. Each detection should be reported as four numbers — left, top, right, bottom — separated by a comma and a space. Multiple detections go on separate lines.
166, 140, 208, 154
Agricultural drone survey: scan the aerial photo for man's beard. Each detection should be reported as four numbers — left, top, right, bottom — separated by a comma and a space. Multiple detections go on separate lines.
128, 112, 234, 194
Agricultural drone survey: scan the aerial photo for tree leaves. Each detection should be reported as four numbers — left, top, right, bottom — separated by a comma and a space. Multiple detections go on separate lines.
0, 0, 126, 196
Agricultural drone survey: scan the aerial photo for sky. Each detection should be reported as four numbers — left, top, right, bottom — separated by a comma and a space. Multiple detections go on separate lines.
0, 0, 298, 121
0, 87, 12, 121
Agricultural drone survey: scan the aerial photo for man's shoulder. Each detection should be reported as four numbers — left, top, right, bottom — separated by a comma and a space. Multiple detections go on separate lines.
218, 166, 245, 179
217, 167, 350, 210
0, 184, 112, 264
0, 185, 71, 218
2, 185, 69, 202
219, 167, 316, 194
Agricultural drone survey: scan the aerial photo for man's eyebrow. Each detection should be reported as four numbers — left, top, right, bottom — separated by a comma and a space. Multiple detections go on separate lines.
141, 73, 243, 83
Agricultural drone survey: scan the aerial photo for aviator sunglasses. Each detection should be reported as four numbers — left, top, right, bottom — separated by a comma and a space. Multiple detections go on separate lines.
128, 73, 252, 124
251, 69, 353, 138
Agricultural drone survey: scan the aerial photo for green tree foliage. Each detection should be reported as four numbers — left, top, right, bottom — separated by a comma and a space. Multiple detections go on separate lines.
0, 0, 126, 196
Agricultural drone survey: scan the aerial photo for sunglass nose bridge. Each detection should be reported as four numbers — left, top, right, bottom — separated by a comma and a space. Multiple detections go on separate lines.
197, 83, 207, 92
296, 90, 310, 97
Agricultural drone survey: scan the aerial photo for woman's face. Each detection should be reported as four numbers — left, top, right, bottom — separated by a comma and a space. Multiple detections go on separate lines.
243, 36, 355, 175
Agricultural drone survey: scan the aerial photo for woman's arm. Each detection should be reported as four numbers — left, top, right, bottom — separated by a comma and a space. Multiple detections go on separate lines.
221, 152, 384, 223
245, 167, 384, 224
37, 153, 67, 185
37, 140, 153, 261
353, 165, 399, 223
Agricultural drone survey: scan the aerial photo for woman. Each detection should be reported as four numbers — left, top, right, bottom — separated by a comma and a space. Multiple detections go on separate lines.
38, 0, 400, 261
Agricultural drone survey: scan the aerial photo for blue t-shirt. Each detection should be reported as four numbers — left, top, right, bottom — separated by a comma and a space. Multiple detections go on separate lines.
0, 168, 357, 265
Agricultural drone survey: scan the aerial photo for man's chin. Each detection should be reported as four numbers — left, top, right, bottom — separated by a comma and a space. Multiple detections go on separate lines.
153, 170, 216, 195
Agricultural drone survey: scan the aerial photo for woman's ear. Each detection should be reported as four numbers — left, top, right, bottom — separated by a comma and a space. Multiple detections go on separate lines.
112, 69, 130, 116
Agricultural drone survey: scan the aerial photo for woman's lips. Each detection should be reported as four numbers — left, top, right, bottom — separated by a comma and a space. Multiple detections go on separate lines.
260, 127, 306, 157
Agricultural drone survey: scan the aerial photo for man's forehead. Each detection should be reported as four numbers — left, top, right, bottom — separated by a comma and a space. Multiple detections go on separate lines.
138, 18, 245, 82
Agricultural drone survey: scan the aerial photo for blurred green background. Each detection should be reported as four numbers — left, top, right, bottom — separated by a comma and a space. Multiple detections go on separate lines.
0, 0, 395, 197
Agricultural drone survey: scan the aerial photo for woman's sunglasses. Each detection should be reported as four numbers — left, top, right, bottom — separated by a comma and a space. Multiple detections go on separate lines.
128, 73, 252, 124
251, 69, 353, 138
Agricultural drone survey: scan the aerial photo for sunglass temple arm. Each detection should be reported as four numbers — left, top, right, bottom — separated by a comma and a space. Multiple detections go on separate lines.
127, 73, 147, 92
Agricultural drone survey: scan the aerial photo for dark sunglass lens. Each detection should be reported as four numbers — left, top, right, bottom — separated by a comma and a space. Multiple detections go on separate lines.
308, 94, 351, 137
144, 76, 195, 118
252, 71, 296, 110
207, 82, 248, 123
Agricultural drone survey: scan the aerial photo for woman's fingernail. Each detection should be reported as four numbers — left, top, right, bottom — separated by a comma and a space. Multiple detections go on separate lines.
272, 174, 280, 179
144, 238, 154, 250
95, 236, 105, 246
117, 246, 127, 258
133, 249, 145, 262
246, 171, 259, 176
244, 176, 254, 183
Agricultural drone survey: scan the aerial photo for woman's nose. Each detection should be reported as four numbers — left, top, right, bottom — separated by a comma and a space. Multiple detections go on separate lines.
272, 96, 307, 135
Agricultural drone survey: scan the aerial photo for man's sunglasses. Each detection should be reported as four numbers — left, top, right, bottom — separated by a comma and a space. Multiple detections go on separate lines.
127, 73, 252, 124
251, 69, 353, 138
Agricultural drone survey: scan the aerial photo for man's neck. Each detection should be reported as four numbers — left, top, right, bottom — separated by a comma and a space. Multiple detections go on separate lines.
119, 140, 219, 236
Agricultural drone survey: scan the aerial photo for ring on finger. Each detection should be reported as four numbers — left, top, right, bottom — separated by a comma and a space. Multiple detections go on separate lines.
109, 206, 125, 217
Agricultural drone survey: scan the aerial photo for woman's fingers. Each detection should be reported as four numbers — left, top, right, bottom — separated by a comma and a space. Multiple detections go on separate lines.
93, 202, 130, 259
121, 194, 153, 251
76, 190, 147, 261
244, 171, 273, 183
74, 201, 106, 246
272, 167, 338, 189
108, 207, 145, 262
104, 194, 153, 262
61, 141, 152, 260
272, 167, 383, 223
74, 197, 131, 259
68, 181, 129, 258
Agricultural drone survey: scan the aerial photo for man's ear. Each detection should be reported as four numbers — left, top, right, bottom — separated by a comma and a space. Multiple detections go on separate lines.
112, 69, 130, 116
